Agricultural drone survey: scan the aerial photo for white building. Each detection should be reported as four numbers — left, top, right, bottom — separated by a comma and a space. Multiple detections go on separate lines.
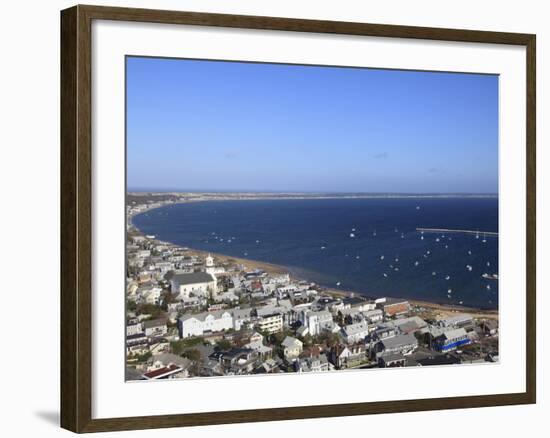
257, 313, 283, 334
140, 287, 162, 305
299, 310, 333, 336
170, 271, 217, 300
282, 336, 303, 360
205, 254, 226, 276
178, 310, 233, 338
342, 322, 370, 343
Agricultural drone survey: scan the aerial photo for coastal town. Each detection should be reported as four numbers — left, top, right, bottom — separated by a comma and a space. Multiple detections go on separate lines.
126, 195, 499, 381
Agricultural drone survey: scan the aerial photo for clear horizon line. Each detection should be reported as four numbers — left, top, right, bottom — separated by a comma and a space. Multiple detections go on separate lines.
127, 188, 499, 196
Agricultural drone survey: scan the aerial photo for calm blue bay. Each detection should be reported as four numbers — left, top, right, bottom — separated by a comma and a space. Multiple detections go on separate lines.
132, 198, 499, 309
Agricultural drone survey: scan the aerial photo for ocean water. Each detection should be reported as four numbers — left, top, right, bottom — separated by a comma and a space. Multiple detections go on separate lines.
132, 198, 499, 309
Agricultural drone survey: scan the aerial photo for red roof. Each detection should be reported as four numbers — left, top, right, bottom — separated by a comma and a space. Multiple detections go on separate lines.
142, 364, 182, 379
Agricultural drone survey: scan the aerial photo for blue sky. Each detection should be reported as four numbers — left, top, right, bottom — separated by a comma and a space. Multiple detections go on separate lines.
127, 57, 498, 193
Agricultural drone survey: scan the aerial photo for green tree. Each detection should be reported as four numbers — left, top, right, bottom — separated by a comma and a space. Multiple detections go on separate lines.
215, 339, 232, 351
181, 348, 201, 362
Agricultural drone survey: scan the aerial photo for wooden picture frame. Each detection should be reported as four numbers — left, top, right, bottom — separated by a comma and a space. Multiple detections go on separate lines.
60, 4, 536, 433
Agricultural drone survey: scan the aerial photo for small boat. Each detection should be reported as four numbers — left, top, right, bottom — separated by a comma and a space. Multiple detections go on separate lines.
466, 265, 473, 271
468, 250, 472, 255
373, 231, 377, 236
401, 233, 405, 239
336, 282, 341, 286
445, 245, 449, 249
383, 273, 388, 278
447, 289, 452, 294
394, 228, 398, 232
414, 261, 419, 266
380, 255, 385, 260
256, 240, 260, 244
445, 275, 450, 280
435, 238, 440, 242
426, 250, 431, 255
486, 261, 491, 267
350, 233, 355, 238
486, 285, 491, 290
432, 271, 436, 276
356, 255, 360, 259
244, 252, 248, 256
394, 267, 399, 271
459, 301, 464, 305
351, 228, 356, 232
395, 257, 399, 262
416, 206, 420, 210
420, 236, 424, 240
482, 273, 499, 280
321, 246, 326, 250
390, 264, 394, 269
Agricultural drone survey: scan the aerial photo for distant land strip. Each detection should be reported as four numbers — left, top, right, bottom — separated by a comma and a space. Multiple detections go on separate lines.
416, 227, 498, 236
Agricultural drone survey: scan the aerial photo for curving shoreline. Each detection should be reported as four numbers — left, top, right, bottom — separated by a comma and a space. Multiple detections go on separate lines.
128, 203, 498, 319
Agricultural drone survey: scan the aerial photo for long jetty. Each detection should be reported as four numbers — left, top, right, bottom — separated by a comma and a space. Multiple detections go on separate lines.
416, 227, 498, 236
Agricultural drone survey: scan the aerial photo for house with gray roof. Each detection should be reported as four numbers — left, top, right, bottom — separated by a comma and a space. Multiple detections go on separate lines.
169, 271, 217, 300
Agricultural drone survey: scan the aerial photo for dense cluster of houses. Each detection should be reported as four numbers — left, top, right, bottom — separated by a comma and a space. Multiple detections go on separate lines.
126, 226, 499, 381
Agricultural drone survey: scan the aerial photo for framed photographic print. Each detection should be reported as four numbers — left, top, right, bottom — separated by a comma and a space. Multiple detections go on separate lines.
60, 4, 536, 433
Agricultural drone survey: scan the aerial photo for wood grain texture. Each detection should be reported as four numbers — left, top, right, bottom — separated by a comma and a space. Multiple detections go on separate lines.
60, 4, 537, 433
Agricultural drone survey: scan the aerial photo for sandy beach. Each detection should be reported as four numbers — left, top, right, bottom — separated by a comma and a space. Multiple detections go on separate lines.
129, 210, 498, 321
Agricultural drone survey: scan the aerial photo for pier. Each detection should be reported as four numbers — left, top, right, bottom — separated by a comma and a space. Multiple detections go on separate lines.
416, 227, 498, 236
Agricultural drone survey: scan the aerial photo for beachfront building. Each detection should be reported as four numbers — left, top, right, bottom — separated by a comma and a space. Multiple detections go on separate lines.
169, 271, 217, 300
178, 310, 234, 338
377, 298, 411, 317
437, 313, 474, 330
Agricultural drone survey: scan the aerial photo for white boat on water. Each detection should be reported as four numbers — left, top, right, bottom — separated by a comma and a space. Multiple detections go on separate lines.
432, 271, 436, 276
416, 206, 420, 210
349, 233, 355, 238
336, 282, 341, 286
383, 273, 388, 278
445, 275, 450, 280
435, 238, 440, 242
421, 236, 424, 240
466, 265, 473, 271
414, 261, 419, 266
380, 255, 385, 260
